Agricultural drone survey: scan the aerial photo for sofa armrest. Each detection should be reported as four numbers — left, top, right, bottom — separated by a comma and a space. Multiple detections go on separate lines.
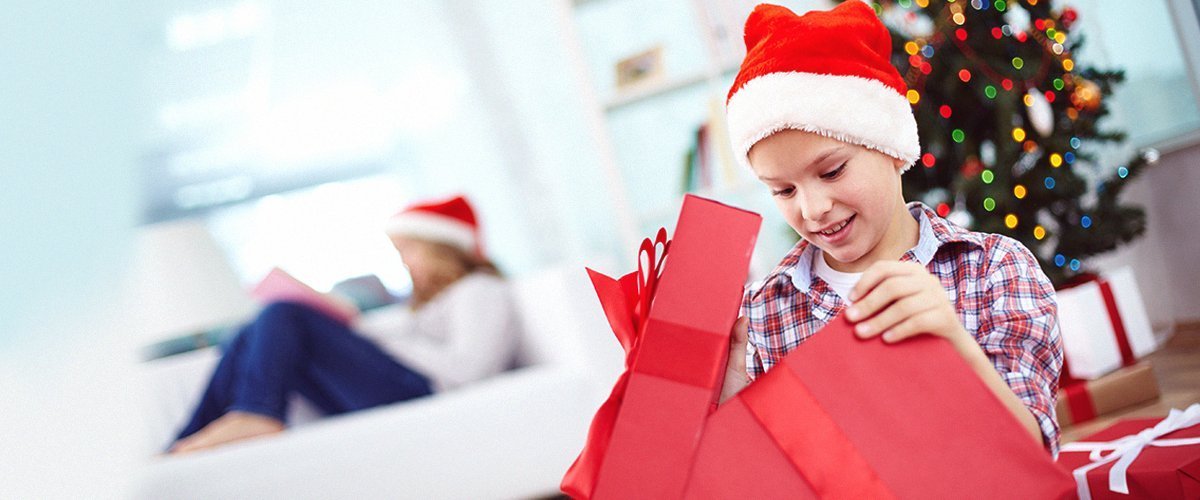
136, 364, 610, 499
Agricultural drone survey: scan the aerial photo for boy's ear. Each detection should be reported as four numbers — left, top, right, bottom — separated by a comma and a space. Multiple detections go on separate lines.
893, 158, 906, 172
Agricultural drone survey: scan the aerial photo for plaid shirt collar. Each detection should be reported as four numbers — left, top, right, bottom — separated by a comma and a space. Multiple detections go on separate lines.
771, 202, 983, 293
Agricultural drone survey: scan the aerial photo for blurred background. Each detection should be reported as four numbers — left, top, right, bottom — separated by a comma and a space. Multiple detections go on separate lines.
2, 0, 1199, 497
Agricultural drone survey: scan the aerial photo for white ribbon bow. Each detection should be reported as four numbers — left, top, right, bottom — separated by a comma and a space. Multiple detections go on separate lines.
1059, 403, 1200, 500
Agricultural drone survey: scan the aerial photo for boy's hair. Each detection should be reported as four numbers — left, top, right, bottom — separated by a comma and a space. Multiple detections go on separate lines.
726, 2, 920, 172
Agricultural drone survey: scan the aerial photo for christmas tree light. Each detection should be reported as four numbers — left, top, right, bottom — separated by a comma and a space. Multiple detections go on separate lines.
863, 0, 1155, 284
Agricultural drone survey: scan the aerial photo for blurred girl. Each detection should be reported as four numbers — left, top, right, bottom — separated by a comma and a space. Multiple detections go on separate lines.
170, 195, 521, 454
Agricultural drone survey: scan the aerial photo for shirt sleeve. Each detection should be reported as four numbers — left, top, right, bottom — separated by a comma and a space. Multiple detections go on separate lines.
374, 275, 521, 390
976, 239, 1064, 456
353, 303, 414, 341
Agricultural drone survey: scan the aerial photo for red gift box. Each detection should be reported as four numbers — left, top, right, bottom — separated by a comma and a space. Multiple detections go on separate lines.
1058, 405, 1200, 500
685, 315, 1074, 498
564, 195, 1072, 498
1056, 362, 1160, 427
561, 194, 761, 499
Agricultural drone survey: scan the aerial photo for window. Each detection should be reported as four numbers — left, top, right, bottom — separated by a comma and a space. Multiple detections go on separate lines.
1070, 0, 1200, 148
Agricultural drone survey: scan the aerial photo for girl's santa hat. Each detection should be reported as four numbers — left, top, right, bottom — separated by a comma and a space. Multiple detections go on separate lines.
384, 194, 483, 257
726, 2, 920, 172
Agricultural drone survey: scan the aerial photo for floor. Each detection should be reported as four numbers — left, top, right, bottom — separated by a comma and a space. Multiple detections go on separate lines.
1060, 321, 1200, 443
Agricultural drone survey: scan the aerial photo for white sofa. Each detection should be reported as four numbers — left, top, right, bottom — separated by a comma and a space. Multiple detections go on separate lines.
134, 263, 624, 499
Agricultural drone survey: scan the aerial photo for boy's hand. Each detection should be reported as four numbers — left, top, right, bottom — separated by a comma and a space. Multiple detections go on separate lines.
845, 261, 972, 351
719, 317, 751, 404
846, 261, 1046, 447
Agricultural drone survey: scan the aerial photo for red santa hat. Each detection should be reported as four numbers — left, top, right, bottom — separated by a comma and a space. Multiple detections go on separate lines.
726, 2, 920, 172
384, 194, 483, 257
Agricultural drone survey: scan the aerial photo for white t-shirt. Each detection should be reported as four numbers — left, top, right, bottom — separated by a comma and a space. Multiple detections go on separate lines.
352, 272, 522, 392
813, 250, 863, 302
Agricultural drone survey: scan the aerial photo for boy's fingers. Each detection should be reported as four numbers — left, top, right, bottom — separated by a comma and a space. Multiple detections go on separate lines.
731, 316, 749, 345
720, 317, 752, 404
845, 274, 923, 321
879, 312, 936, 343
727, 317, 750, 371
853, 294, 937, 338
848, 261, 917, 301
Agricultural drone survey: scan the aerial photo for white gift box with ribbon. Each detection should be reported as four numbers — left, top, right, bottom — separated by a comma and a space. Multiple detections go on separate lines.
1059, 403, 1200, 500
1056, 266, 1157, 380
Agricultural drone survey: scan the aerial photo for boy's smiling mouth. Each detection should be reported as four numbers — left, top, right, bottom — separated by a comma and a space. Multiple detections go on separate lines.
815, 214, 854, 235
814, 214, 855, 242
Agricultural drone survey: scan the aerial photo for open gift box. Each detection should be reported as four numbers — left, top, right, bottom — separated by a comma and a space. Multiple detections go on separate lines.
563, 195, 1074, 499
686, 314, 1072, 499
561, 194, 762, 499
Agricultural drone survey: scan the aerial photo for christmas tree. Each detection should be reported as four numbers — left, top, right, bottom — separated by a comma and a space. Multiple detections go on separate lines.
861, 0, 1157, 286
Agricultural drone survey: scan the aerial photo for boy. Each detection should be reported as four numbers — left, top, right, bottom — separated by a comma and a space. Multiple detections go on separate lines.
716, 2, 1063, 455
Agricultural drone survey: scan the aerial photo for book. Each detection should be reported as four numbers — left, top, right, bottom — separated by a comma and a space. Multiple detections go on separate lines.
250, 267, 359, 325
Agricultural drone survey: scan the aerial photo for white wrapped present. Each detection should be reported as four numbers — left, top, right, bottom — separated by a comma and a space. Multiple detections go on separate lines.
1056, 267, 1157, 380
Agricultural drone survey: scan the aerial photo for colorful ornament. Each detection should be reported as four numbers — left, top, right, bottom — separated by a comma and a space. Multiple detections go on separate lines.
1004, 4, 1032, 32
1026, 89, 1054, 137
922, 187, 950, 207
980, 140, 996, 165
1070, 78, 1102, 111
1059, 6, 1078, 30
1142, 148, 1161, 165
884, 7, 935, 38
961, 156, 985, 177
1013, 149, 1043, 176
948, 209, 973, 227
947, 193, 973, 227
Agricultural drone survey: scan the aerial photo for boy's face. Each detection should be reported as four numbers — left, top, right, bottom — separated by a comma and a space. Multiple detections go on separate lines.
748, 129, 909, 272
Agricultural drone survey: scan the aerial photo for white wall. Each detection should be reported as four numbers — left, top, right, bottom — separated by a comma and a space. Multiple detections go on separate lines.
1148, 143, 1200, 322
1, 3, 148, 498
1092, 140, 1200, 328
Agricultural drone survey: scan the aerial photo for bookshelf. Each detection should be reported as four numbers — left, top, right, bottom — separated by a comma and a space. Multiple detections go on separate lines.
557, 0, 830, 275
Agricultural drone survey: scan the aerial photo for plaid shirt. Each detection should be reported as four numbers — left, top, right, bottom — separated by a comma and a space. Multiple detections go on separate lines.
741, 202, 1064, 455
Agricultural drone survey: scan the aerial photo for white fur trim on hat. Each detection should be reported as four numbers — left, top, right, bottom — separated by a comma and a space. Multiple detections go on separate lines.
726, 72, 921, 173
384, 213, 477, 255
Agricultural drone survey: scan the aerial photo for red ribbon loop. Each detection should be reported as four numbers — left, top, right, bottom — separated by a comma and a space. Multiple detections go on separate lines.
635, 228, 671, 326
562, 227, 671, 499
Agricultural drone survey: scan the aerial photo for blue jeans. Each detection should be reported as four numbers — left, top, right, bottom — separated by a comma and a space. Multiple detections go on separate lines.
174, 302, 433, 442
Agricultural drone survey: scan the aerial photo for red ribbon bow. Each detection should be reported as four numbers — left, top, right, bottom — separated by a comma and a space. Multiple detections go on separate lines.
561, 228, 670, 499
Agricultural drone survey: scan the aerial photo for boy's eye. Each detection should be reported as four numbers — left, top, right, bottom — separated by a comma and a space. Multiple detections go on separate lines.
771, 186, 795, 197
820, 163, 847, 180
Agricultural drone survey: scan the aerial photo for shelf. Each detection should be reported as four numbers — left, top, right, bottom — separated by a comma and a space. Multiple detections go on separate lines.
603, 60, 741, 111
